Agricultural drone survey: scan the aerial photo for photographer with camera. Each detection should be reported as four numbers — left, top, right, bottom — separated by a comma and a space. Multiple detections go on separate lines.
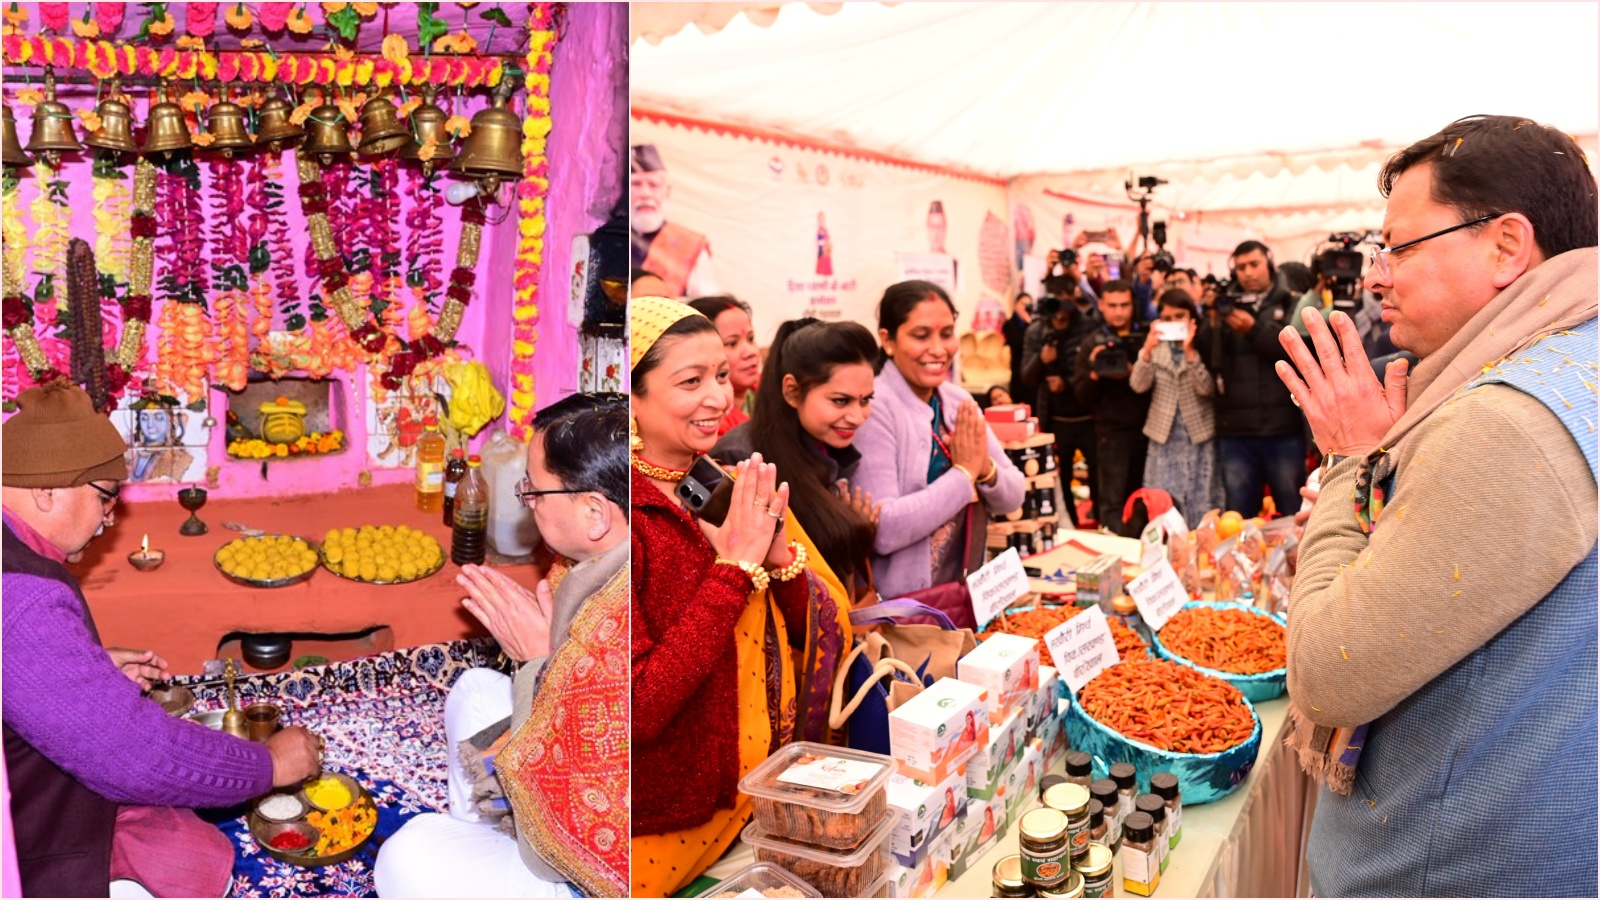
1071, 281, 1151, 536
1040, 248, 1098, 304
1131, 289, 1222, 528
1022, 276, 1101, 526
1194, 240, 1304, 518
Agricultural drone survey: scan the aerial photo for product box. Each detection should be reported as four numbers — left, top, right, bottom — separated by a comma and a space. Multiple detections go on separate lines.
1036, 712, 1066, 771
945, 798, 1008, 882
965, 710, 1022, 800
1075, 552, 1126, 613
957, 633, 1039, 725
886, 764, 969, 869
989, 418, 1039, 444
984, 403, 1031, 424
889, 677, 990, 785
998, 748, 1038, 831
1026, 665, 1060, 732
887, 842, 951, 898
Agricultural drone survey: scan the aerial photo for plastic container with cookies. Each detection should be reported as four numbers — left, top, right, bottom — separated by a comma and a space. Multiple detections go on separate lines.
696, 861, 823, 898
740, 742, 894, 850
741, 812, 896, 899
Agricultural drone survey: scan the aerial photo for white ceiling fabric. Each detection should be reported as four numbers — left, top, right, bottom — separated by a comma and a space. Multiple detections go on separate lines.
632, 1, 1599, 187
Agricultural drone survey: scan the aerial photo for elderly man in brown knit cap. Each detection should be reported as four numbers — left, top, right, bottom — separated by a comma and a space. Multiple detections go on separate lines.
2, 382, 322, 898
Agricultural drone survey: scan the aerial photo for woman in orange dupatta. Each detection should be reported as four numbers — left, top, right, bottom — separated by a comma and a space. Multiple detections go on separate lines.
630, 298, 846, 897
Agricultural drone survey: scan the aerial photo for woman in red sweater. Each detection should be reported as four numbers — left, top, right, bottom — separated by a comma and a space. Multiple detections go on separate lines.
629, 297, 845, 896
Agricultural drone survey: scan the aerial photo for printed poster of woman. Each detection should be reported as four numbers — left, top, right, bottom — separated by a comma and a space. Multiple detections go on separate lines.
815, 211, 833, 276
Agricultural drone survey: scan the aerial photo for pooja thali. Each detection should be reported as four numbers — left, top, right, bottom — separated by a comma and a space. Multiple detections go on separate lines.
249, 771, 378, 866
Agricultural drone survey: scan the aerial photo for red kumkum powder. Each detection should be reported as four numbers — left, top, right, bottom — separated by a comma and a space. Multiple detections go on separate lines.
269, 830, 312, 852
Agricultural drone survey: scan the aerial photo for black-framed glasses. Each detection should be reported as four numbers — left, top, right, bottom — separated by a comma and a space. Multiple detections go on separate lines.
514, 475, 587, 509
87, 481, 120, 509
1369, 214, 1502, 280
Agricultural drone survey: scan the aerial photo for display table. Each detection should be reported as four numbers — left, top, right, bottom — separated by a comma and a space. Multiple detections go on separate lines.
69, 483, 541, 672
940, 696, 1316, 898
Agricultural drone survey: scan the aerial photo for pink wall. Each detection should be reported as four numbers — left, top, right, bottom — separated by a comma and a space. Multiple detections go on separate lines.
510, 0, 627, 413
2, 4, 626, 501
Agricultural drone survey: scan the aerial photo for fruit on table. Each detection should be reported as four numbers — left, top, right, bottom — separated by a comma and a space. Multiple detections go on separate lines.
1216, 511, 1244, 540
217, 535, 319, 582
321, 524, 444, 583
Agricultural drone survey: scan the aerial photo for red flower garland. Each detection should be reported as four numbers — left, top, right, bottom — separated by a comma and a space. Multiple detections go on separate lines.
186, 2, 218, 37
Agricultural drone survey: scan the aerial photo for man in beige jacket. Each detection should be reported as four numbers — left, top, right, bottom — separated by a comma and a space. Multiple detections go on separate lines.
1276, 116, 1596, 896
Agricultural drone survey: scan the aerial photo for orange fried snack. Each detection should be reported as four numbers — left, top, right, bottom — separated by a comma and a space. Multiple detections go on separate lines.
1077, 659, 1255, 755
1158, 607, 1286, 675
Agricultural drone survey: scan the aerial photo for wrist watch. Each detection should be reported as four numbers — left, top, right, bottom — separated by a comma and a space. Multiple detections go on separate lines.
1320, 451, 1348, 478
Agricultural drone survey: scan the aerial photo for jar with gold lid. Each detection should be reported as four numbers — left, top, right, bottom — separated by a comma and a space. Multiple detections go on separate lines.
1043, 782, 1093, 860
1019, 807, 1071, 890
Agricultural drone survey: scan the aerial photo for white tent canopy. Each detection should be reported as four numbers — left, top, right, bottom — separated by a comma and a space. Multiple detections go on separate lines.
633, 1, 1599, 234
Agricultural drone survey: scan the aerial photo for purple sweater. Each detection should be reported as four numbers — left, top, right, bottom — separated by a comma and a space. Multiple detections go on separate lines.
852, 364, 1025, 598
1, 520, 274, 808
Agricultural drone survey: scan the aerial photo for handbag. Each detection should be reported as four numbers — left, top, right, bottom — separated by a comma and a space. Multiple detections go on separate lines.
894, 503, 987, 630
831, 599, 978, 754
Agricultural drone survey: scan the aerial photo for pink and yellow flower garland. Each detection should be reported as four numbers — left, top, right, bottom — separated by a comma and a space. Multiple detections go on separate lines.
507, 2, 558, 443
1, 35, 506, 89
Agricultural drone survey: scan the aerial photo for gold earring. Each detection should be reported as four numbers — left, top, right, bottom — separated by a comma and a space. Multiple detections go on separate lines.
630, 416, 643, 452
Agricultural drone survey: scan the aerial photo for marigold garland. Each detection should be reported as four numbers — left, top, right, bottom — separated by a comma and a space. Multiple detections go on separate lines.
506, 3, 558, 442
209, 155, 251, 390
28, 161, 70, 316
1, 35, 506, 88
91, 155, 132, 283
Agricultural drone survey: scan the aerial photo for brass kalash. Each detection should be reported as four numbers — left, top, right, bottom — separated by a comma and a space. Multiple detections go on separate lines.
396, 85, 456, 176
450, 73, 524, 196
142, 80, 193, 156
204, 85, 255, 157
23, 69, 83, 169
82, 77, 139, 156
2, 104, 31, 169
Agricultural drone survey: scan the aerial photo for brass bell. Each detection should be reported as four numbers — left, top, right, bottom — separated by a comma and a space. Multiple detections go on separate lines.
254, 92, 303, 151
142, 82, 193, 157
2, 104, 31, 169
83, 78, 139, 157
452, 75, 524, 193
398, 86, 456, 174
204, 87, 254, 157
24, 69, 83, 168
356, 91, 408, 157
300, 93, 354, 165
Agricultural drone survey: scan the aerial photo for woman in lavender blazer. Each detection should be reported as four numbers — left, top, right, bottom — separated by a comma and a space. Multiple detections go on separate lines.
852, 282, 1025, 599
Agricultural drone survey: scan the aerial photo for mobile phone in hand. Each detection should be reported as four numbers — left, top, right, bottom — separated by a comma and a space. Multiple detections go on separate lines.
1153, 321, 1191, 343
676, 456, 783, 533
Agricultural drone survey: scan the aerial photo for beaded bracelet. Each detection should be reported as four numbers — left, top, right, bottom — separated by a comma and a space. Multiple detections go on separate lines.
769, 542, 808, 582
714, 557, 770, 593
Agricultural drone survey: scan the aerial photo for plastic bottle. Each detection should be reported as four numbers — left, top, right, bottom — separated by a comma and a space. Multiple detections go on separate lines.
414, 417, 446, 512
442, 449, 467, 527
450, 455, 488, 565
481, 429, 538, 557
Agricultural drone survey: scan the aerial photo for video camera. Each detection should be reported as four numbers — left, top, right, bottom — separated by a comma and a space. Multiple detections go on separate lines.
1148, 222, 1175, 274
1313, 231, 1377, 313
1203, 273, 1249, 315
1090, 334, 1135, 379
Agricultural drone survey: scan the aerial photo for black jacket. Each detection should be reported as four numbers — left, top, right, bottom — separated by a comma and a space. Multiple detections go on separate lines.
1195, 283, 1302, 437
1021, 303, 1102, 421
1002, 313, 1031, 397
1072, 323, 1151, 433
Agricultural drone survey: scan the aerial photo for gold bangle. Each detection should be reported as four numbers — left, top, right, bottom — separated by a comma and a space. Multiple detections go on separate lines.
979, 458, 999, 486
769, 542, 808, 582
949, 464, 980, 503
715, 557, 770, 593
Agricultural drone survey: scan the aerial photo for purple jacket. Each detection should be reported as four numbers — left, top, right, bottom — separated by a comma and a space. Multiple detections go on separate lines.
1, 521, 274, 811
852, 364, 1025, 599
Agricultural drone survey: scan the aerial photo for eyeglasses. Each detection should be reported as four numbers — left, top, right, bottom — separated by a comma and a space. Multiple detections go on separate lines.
514, 476, 588, 510
1368, 214, 1501, 281
87, 481, 120, 509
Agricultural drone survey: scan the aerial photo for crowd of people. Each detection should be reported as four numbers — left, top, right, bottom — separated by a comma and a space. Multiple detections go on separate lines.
629, 114, 1597, 897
